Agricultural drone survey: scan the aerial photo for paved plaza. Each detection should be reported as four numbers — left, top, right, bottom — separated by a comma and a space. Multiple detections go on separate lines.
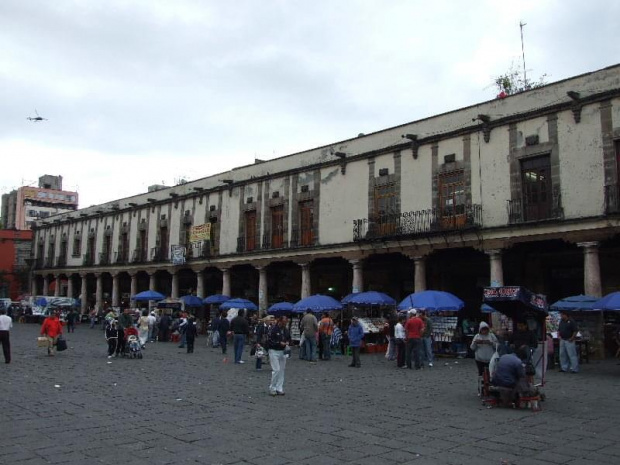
1, 323, 619, 465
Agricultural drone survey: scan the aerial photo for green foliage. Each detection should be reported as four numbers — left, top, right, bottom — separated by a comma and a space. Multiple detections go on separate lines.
494, 64, 547, 96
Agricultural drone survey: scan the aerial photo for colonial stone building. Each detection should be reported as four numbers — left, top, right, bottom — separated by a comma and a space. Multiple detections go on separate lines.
31, 64, 620, 317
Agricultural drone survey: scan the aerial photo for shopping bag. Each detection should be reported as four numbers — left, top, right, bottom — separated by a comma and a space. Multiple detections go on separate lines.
56, 336, 68, 352
37, 336, 48, 348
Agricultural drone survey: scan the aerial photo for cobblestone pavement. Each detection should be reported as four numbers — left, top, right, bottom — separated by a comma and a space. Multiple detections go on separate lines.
1, 323, 619, 465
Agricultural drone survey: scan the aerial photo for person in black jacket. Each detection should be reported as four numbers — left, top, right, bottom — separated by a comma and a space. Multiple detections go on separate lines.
159, 313, 171, 342
230, 310, 250, 364
185, 317, 198, 354
105, 320, 120, 358
217, 311, 230, 355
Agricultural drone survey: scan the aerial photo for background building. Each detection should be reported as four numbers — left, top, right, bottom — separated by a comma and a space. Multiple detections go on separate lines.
0, 229, 33, 300
30, 65, 620, 355
1, 175, 78, 231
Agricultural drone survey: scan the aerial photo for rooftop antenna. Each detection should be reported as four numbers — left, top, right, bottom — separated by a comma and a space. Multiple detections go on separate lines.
520, 20, 527, 88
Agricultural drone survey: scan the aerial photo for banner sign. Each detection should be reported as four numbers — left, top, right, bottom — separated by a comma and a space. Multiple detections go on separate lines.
171, 245, 186, 265
189, 224, 211, 242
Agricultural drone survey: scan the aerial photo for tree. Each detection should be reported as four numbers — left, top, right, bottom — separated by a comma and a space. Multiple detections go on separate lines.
494, 64, 547, 97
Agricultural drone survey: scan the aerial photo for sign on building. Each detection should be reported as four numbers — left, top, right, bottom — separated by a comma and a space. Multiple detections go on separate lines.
171, 245, 186, 265
189, 223, 211, 242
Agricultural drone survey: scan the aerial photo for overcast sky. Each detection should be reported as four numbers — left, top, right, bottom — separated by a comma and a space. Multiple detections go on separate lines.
1, 0, 618, 208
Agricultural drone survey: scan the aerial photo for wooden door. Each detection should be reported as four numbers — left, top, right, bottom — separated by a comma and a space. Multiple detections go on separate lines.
299, 201, 314, 246
245, 210, 257, 251
271, 206, 284, 248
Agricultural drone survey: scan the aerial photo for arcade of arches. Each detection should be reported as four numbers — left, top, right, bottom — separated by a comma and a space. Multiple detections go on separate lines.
31, 238, 614, 318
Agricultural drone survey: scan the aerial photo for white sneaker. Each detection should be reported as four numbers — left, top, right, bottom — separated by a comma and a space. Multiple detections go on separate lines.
428, 363, 433, 367
239, 360, 245, 364
108, 355, 112, 359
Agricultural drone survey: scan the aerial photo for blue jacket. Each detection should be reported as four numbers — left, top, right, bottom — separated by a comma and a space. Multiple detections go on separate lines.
491, 353, 525, 388
347, 323, 365, 347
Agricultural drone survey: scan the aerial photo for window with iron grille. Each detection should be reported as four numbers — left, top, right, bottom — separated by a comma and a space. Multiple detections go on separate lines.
245, 210, 257, 251
439, 170, 465, 217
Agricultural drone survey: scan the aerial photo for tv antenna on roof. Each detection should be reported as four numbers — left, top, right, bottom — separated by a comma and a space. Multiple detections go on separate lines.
520, 21, 528, 88
27, 109, 47, 122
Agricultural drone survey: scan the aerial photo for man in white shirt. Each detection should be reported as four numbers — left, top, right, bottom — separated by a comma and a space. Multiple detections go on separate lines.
0, 307, 13, 364
394, 314, 406, 368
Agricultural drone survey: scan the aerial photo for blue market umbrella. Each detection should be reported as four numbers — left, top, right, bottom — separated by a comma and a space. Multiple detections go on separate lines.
220, 298, 258, 311
341, 291, 396, 306
550, 295, 598, 312
397, 290, 464, 312
35, 297, 48, 307
203, 294, 231, 304
481, 304, 496, 313
180, 295, 204, 307
267, 301, 294, 316
132, 290, 165, 301
293, 294, 343, 313
592, 292, 620, 311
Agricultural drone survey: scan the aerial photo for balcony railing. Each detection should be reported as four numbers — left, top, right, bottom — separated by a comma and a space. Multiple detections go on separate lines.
353, 204, 482, 242
187, 240, 212, 260
237, 235, 261, 253
99, 252, 111, 266
45, 257, 54, 268
83, 253, 94, 266
114, 250, 129, 264
290, 229, 315, 247
507, 192, 563, 224
56, 255, 67, 267
131, 249, 148, 264
605, 184, 620, 214
262, 233, 285, 250
35, 258, 44, 269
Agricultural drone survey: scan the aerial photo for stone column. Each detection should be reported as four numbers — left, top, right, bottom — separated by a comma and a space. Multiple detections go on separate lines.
43, 275, 49, 296
67, 275, 74, 299
486, 249, 504, 287
257, 266, 268, 314
578, 242, 602, 297
112, 273, 120, 307
149, 272, 157, 292
413, 256, 427, 292
300, 262, 311, 299
171, 271, 179, 299
95, 273, 103, 311
221, 268, 231, 297
54, 276, 61, 297
195, 269, 204, 298
350, 259, 363, 293
80, 273, 87, 314
130, 272, 138, 298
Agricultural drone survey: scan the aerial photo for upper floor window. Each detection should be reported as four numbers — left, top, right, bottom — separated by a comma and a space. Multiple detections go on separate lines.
299, 200, 314, 246
245, 210, 257, 251
521, 155, 551, 221
271, 206, 284, 248
439, 171, 465, 217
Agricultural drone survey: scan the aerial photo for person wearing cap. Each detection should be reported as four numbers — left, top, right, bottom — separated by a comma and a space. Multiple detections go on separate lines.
346, 317, 365, 367
404, 309, 425, 369
147, 311, 157, 342
558, 311, 579, 373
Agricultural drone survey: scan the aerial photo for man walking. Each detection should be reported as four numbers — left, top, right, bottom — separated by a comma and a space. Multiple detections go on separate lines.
300, 310, 318, 362
318, 312, 334, 360
558, 311, 579, 373
405, 310, 425, 370
230, 310, 250, 364
0, 307, 12, 364
420, 311, 434, 367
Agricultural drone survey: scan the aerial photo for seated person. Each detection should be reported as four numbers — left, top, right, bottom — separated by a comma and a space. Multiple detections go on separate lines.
491, 345, 538, 407
509, 321, 538, 352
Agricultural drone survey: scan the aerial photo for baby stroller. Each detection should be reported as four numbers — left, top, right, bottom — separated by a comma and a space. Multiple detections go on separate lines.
123, 327, 143, 359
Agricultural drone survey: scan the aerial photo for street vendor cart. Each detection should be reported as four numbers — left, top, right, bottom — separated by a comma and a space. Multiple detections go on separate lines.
482, 286, 548, 410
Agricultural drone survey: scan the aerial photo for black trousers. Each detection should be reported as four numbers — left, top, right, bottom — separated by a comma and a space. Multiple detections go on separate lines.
117, 328, 125, 354
350, 346, 361, 367
0, 330, 10, 363
406, 339, 422, 369
187, 337, 195, 353
107, 338, 117, 356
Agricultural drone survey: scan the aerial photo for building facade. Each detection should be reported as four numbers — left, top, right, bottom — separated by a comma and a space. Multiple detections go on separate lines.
2, 175, 78, 231
30, 65, 620, 325
0, 230, 33, 300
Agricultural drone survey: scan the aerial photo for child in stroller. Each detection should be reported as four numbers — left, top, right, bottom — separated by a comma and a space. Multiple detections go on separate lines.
123, 326, 143, 359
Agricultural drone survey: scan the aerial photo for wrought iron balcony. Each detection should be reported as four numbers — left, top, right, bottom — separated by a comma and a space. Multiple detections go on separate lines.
45, 256, 54, 268
261, 233, 285, 250
131, 249, 148, 264
290, 229, 315, 247
35, 257, 44, 269
237, 235, 260, 253
83, 253, 94, 266
605, 184, 620, 214
114, 250, 129, 264
353, 204, 482, 242
187, 240, 212, 260
99, 252, 111, 266
507, 192, 563, 224
56, 255, 67, 267
150, 247, 167, 263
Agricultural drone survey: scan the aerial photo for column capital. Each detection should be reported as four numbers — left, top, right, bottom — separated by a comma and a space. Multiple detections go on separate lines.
577, 241, 600, 249
484, 249, 503, 257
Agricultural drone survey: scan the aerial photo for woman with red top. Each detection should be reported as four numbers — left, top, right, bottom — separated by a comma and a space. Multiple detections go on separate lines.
41, 311, 63, 356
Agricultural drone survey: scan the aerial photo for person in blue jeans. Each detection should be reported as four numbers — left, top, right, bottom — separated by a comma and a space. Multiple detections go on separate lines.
347, 317, 365, 368
230, 310, 250, 364
558, 312, 579, 373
